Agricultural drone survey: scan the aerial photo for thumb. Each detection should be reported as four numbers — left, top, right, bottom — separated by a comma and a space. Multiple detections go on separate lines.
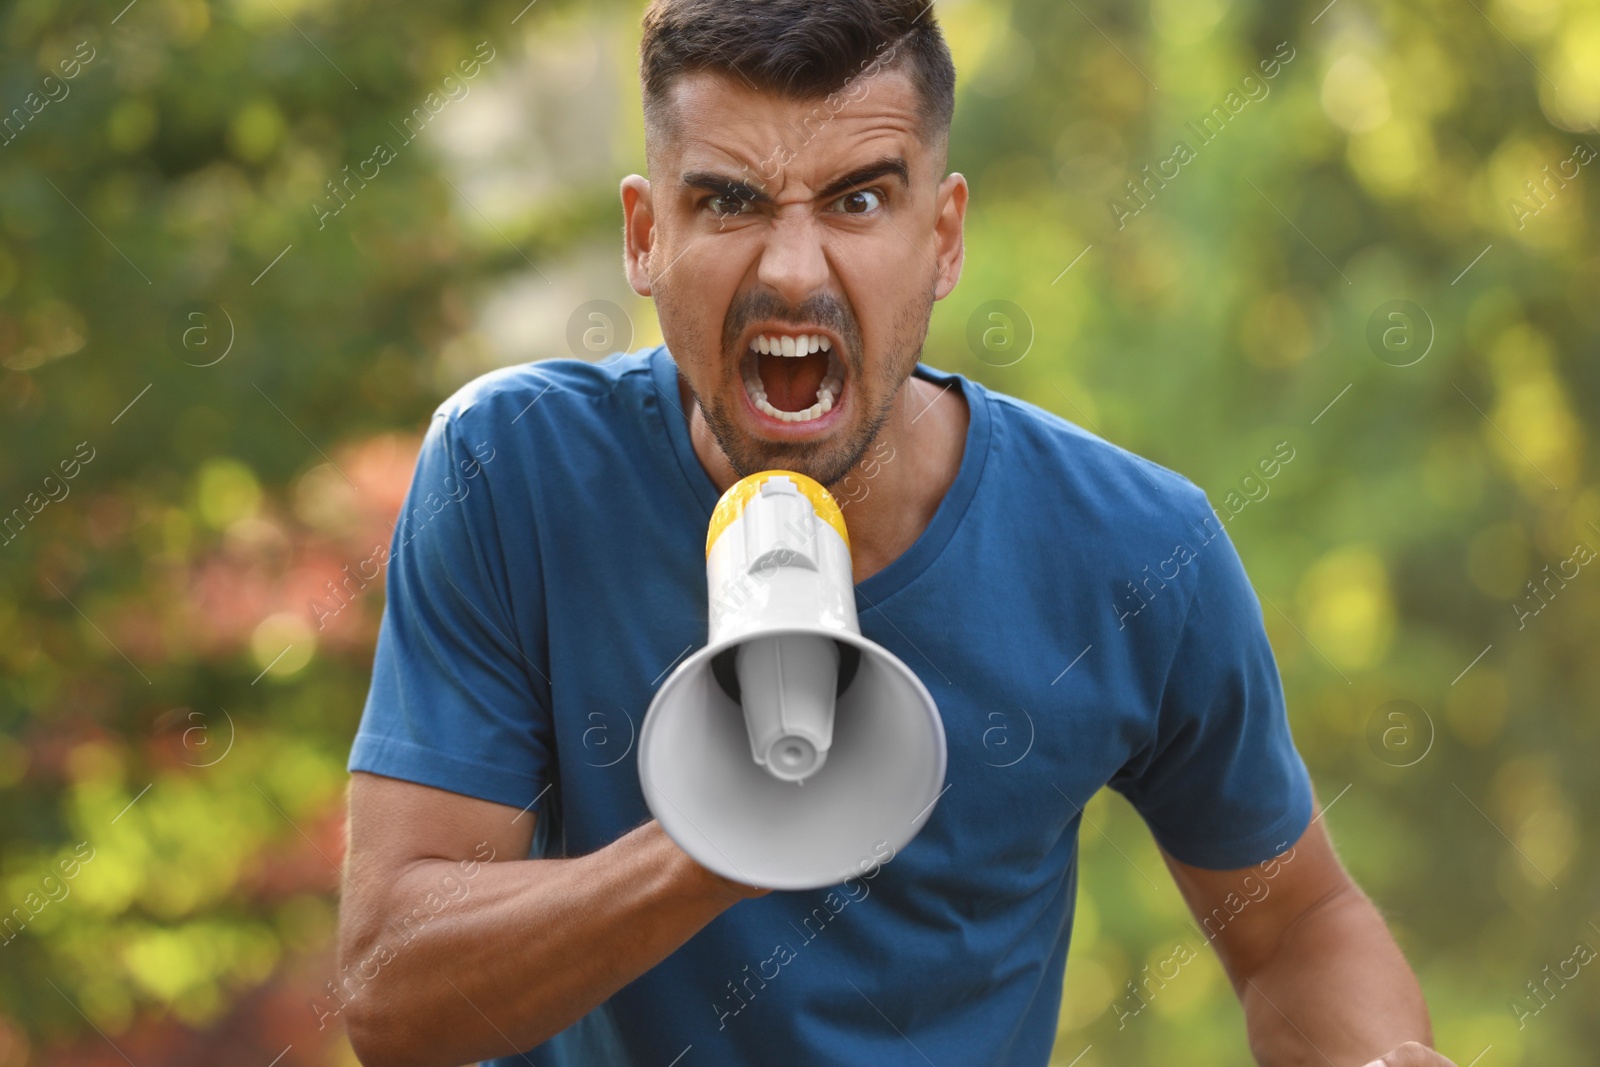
1362, 1041, 1457, 1067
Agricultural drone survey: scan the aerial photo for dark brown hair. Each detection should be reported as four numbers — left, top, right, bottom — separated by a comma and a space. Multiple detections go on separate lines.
639, 0, 956, 154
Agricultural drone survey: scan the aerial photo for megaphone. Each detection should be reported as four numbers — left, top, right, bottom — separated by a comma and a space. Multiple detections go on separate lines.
639, 470, 947, 891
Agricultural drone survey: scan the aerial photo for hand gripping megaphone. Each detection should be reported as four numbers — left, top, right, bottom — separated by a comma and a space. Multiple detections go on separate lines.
638, 470, 947, 890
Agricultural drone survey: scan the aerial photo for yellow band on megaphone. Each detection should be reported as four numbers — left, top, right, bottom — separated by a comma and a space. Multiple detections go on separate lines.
705, 469, 851, 558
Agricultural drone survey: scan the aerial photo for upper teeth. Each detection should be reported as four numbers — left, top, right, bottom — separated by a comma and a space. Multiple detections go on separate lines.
753, 333, 832, 357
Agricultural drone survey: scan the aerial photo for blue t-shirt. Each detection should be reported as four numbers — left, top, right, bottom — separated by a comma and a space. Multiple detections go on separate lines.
348, 345, 1313, 1066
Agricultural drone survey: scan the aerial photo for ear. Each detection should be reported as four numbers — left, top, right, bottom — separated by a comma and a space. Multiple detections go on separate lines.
931, 171, 968, 301
621, 174, 655, 297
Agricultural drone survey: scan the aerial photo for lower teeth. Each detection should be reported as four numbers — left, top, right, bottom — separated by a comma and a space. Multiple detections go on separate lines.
745, 351, 843, 423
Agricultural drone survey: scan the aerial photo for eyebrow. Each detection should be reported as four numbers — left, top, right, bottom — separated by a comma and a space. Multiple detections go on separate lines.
815, 156, 910, 201
682, 170, 771, 205
680, 155, 911, 207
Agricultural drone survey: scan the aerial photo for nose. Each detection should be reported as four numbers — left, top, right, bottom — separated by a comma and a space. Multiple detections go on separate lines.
755, 212, 830, 307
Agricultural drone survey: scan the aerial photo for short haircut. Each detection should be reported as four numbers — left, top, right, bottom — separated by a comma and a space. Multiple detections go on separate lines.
638, 0, 956, 158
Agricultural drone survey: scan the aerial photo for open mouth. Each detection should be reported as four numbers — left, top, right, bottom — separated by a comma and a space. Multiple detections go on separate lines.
741, 331, 845, 424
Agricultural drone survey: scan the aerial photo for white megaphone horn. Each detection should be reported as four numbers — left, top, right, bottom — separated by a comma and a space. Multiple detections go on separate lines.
638, 470, 947, 891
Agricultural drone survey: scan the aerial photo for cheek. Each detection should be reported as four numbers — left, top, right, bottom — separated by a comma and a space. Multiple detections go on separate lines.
867, 282, 935, 374
651, 278, 716, 369
659, 242, 748, 357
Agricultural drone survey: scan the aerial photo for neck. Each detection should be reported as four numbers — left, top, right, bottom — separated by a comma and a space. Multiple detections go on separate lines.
682, 369, 969, 584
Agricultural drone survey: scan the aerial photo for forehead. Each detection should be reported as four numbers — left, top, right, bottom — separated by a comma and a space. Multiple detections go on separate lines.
654, 67, 930, 186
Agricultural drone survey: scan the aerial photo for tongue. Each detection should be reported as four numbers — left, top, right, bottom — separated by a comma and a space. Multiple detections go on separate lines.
759, 351, 829, 412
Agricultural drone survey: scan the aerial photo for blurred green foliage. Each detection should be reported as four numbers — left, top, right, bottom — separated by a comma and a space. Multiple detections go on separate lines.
1, 0, 1597, 1063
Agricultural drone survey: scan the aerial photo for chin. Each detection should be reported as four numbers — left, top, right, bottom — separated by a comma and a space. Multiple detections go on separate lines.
708, 393, 868, 489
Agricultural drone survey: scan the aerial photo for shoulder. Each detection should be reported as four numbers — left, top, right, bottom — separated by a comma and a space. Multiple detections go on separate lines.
391, 350, 664, 566
963, 376, 1267, 653
431, 347, 659, 438
960, 374, 1215, 534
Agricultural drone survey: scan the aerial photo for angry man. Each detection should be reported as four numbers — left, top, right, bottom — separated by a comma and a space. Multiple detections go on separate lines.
338, 3, 1453, 1065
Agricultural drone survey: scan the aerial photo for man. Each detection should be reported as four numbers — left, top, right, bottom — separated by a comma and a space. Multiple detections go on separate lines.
337, 2, 1453, 1065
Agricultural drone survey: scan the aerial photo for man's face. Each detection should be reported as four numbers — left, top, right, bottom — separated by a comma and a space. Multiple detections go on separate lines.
622, 67, 966, 488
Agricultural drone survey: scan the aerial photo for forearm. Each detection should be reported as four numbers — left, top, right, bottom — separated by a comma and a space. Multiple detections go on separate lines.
342, 820, 748, 1067
1240, 886, 1431, 1066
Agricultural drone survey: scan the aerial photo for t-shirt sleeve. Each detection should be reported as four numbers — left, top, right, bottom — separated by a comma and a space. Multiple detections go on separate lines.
347, 409, 554, 813
1110, 507, 1314, 870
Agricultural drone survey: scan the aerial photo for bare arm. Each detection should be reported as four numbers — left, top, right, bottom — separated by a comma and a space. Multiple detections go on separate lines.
338, 771, 766, 1067
1161, 819, 1452, 1067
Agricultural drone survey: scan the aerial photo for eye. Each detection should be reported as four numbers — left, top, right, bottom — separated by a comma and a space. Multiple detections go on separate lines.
705, 192, 754, 217
829, 188, 883, 215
